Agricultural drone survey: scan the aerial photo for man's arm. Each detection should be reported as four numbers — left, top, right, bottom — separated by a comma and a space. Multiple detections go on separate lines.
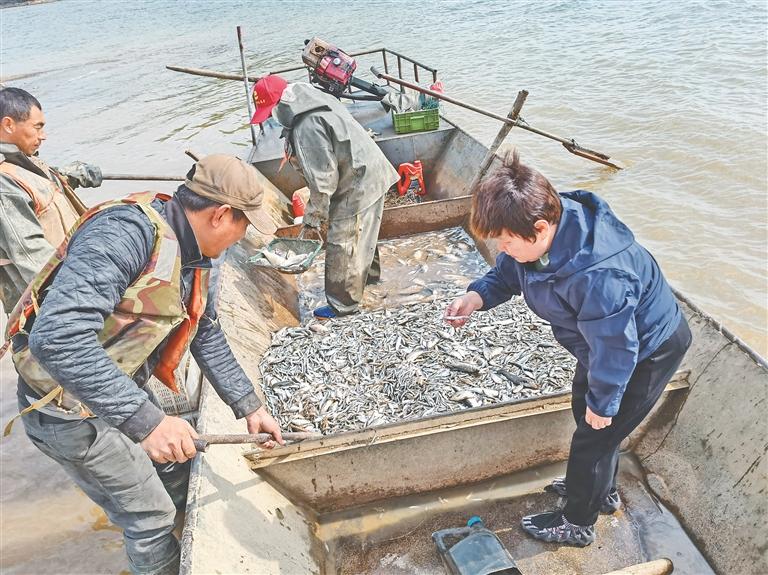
27, 206, 167, 442
467, 253, 522, 311
572, 269, 642, 419
189, 260, 284, 445
293, 117, 338, 228
0, 174, 55, 286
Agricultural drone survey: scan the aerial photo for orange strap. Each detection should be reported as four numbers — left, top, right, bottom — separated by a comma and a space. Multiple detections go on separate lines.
153, 268, 203, 392
0, 163, 45, 215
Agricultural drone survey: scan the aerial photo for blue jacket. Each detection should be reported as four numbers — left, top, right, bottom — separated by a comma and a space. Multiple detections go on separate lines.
468, 191, 681, 417
20, 194, 262, 442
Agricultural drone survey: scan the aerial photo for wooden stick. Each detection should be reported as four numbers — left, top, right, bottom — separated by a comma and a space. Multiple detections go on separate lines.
599, 558, 673, 575
102, 174, 185, 181
236, 26, 259, 146
193, 431, 321, 452
166, 65, 260, 83
467, 89, 528, 194
370, 66, 622, 170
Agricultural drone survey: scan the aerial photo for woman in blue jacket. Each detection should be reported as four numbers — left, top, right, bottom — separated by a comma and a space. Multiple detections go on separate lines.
445, 150, 691, 547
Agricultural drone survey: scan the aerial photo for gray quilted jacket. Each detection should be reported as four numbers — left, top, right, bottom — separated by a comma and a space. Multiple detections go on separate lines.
19, 193, 261, 442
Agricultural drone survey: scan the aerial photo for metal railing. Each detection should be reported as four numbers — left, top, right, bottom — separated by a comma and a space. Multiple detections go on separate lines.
267, 47, 438, 91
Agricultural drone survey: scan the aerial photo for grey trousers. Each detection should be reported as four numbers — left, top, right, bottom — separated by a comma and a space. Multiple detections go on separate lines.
20, 408, 180, 575
325, 196, 385, 315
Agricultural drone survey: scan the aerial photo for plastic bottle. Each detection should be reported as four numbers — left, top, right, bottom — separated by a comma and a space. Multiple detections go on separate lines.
432, 516, 521, 575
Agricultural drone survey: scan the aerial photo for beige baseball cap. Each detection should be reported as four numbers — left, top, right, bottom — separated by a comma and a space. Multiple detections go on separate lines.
184, 154, 277, 235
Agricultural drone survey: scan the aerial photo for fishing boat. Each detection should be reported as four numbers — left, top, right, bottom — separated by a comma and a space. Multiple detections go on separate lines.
173, 47, 767, 575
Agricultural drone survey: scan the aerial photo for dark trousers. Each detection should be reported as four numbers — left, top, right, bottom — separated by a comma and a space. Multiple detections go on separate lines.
20, 409, 181, 575
564, 317, 692, 526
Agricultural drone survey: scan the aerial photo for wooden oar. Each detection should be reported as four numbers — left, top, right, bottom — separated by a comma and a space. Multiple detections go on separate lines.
370, 66, 622, 170
166, 65, 260, 83
193, 431, 321, 452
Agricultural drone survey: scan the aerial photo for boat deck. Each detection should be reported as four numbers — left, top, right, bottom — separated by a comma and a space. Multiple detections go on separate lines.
247, 98, 455, 165
317, 455, 714, 575
297, 226, 485, 320
183, 74, 768, 574
245, 98, 459, 201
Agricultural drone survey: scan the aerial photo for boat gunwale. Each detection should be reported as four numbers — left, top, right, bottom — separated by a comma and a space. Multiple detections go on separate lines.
671, 286, 767, 369
243, 372, 690, 468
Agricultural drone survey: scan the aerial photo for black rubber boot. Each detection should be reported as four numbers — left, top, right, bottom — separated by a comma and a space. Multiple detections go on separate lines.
545, 476, 622, 514
521, 510, 595, 547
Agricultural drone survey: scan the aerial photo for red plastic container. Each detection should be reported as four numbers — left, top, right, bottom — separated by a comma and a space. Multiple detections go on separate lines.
291, 190, 306, 217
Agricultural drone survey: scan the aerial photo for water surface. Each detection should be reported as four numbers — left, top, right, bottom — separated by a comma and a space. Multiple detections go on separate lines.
1, 1, 766, 572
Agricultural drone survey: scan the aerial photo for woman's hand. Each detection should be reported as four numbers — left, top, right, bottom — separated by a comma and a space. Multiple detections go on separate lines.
443, 291, 484, 327
585, 406, 612, 430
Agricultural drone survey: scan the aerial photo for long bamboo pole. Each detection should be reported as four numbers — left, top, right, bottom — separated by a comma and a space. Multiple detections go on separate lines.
102, 174, 185, 181
165, 65, 259, 83
370, 67, 622, 170
236, 26, 259, 146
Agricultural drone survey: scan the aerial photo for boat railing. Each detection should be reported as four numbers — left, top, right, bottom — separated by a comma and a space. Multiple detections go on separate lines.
267, 46, 439, 89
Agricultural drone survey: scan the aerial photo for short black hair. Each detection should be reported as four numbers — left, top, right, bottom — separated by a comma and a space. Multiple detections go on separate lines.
0, 87, 42, 122
174, 184, 247, 221
470, 149, 562, 241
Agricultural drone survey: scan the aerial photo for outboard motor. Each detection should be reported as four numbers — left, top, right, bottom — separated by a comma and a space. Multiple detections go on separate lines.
302, 37, 357, 96
302, 37, 390, 102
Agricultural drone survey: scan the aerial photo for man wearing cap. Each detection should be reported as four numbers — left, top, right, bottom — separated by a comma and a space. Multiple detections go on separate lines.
4, 155, 283, 575
0, 86, 103, 313
251, 76, 399, 319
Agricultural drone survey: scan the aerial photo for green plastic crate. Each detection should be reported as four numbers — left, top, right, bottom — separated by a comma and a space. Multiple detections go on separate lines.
391, 107, 440, 134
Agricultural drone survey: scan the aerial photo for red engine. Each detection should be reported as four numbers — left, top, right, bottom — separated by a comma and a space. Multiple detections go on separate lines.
302, 37, 357, 95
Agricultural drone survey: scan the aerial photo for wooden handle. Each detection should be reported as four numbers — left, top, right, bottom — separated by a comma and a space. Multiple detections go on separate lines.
194, 431, 321, 453
600, 558, 674, 575
370, 65, 621, 170
102, 174, 185, 181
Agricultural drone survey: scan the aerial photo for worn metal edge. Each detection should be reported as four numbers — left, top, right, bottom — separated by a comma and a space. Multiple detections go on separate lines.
178, 378, 212, 575
671, 287, 767, 369
244, 372, 689, 468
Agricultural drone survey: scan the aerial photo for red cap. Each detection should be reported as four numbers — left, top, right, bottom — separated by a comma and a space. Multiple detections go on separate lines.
250, 75, 288, 124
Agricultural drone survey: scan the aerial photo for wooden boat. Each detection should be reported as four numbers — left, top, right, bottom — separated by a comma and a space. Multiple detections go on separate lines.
178, 48, 767, 575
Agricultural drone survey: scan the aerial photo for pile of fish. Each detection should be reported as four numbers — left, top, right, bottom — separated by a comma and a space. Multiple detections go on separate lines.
257, 248, 307, 269
260, 297, 576, 434
251, 239, 319, 272
384, 187, 423, 208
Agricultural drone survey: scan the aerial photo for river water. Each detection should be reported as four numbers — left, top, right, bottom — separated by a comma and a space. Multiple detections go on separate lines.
1, 0, 766, 572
